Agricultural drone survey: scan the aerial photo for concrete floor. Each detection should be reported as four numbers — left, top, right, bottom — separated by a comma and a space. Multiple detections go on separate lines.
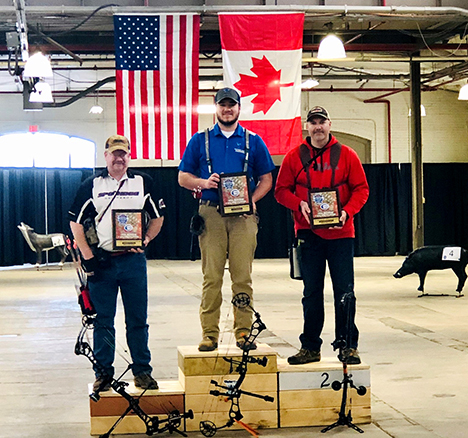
0, 256, 467, 438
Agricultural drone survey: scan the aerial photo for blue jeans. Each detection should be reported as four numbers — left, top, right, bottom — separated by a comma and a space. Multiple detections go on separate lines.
297, 231, 359, 352
88, 252, 152, 378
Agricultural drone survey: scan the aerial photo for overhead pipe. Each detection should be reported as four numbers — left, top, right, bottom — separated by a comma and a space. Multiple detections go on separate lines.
18, 5, 468, 20
363, 97, 392, 163
43, 75, 115, 108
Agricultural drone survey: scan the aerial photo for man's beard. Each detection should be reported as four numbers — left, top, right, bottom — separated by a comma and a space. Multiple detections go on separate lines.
217, 114, 239, 128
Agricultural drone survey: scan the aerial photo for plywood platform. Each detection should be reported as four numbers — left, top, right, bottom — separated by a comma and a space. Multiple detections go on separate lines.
177, 343, 278, 376
179, 344, 278, 432
88, 348, 371, 434
277, 357, 371, 427
89, 380, 185, 436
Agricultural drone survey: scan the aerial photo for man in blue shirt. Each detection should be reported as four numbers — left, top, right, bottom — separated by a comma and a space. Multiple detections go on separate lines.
179, 88, 275, 351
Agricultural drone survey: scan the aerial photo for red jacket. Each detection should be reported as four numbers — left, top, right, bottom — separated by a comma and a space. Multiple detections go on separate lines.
275, 135, 369, 239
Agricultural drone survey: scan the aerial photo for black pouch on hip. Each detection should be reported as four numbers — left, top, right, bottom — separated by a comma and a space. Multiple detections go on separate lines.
289, 238, 303, 280
83, 217, 99, 247
190, 213, 205, 236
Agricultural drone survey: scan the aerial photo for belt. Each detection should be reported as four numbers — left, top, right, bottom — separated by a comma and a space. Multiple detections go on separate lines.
110, 250, 130, 257
200, 200, 219, 207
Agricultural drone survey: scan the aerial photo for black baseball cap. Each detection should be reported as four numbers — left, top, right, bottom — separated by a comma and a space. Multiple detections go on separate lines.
215, 88, 240, 104
307, 106, 330, 121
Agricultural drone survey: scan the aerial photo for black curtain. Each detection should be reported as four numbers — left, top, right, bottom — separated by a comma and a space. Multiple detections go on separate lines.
0, 168, 92, 266
424, 163, 468, 248
354, 163, 412, 256
2, 163, 466, 267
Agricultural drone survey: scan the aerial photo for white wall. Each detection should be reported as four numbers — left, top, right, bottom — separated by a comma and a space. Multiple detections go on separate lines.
0, 93, 117, 168
1, 88, 467, 167
303, 88, 468, 163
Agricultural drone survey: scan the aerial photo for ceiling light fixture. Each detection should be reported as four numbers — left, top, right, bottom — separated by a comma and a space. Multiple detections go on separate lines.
301, 78, 320, 89
458, 83, 468, 100
89, 93, 103, 114
22, 52, 53, 78
317, 24, 346, 60
89, 104, 103, 114
29, 80, 53, 103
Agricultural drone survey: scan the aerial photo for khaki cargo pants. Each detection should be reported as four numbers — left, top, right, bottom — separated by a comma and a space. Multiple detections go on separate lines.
198, 203, 258, 341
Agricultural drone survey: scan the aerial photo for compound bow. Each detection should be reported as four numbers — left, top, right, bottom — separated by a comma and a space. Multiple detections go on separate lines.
199, 293, 274, 437
68, 238, 193, 437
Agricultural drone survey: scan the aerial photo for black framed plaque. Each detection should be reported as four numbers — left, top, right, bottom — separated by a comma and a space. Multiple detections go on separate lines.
112, 209, 145, 249
308, 188, 342, 229
218, 172, 253, 217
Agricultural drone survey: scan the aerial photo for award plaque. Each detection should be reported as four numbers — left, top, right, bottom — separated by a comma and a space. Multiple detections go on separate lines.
218, 172, 253, 217
112, 210, 145, 249
308, 188, 342, 229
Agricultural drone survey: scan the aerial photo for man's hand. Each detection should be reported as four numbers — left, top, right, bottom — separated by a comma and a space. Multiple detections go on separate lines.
331, 210, 348, 230
242, 201, 257, 219
179, 171, 220, 192
300, 200, 311, 225
203, 173, 220, 190
131, 217, 164, 253
82, 256, 98, 276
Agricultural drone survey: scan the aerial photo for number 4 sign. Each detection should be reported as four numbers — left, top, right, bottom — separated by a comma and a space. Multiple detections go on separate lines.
442, 247, 461, 261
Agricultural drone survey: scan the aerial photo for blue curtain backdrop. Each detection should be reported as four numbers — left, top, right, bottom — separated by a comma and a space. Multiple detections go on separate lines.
2, 163, 465, 267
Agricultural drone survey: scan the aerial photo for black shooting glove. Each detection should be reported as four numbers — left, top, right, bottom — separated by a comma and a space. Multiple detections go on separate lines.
82, 256, 98, 276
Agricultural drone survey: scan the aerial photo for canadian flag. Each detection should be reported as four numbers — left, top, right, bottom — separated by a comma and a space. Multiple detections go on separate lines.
219, 13, 304, 155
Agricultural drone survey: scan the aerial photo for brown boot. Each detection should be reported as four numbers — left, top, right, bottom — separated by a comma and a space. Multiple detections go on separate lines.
198, 336, 218, 351
287, 349, 321, 365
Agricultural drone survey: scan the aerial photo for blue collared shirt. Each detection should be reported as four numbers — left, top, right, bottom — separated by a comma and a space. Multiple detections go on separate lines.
179, 124, 275, 202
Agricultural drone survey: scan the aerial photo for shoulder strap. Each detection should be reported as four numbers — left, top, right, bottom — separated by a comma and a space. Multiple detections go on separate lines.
299, 143, 313, 190
204, 128, 213, 174
299, 141, 342, 189
243, 129, 250, 172
96, 179, 125, 224
299, 143, 311, 169
329, 142, 342, 187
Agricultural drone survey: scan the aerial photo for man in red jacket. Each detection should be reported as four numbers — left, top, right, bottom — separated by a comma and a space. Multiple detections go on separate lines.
275, 106, 369, 365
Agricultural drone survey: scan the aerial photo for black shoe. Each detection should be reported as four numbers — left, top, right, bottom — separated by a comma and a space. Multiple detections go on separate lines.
93, 376, 112, 392
288, 348, 321, 365
236, 338, 257, 351
342, 348, 361, 364
134, 373, 159, 390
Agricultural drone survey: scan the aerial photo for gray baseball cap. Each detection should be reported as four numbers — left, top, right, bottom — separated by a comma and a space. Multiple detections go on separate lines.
215, 88, 240, 104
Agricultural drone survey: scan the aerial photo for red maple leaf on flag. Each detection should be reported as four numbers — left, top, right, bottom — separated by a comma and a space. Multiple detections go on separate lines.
234, 56, 294, 114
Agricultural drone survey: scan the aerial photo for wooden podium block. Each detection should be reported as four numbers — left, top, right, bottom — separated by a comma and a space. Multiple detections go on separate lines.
189, 410, 278, 432
89, 380, 185, 436
180, 370, 278, 432
177, 343, 278, 376
178, 344, 278, 432
278, 357, 370, 390
180, 370, 277, 395
277, 357, 371, 427
280, 405, 371, 427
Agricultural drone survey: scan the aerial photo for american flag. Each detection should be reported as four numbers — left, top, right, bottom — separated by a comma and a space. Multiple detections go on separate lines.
114, 14, 200, 160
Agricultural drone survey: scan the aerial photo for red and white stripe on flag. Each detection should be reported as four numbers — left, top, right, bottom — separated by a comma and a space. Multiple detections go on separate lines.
219, 13, 304, 155
115, 14, 200, 160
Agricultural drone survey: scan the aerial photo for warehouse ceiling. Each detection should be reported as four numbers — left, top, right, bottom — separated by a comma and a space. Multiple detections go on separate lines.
1, 3, 468, 98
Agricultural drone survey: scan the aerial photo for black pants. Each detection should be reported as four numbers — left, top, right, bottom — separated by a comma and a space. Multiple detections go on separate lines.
298, 231, 359, 351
